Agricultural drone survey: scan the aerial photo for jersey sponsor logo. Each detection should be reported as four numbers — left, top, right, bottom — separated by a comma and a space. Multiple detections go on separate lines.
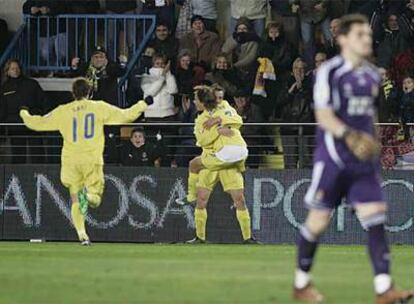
347, 97, 375, 116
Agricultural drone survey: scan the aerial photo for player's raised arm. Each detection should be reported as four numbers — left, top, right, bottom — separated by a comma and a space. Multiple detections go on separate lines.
19, 107, 60, 132
102, 96, 154, 125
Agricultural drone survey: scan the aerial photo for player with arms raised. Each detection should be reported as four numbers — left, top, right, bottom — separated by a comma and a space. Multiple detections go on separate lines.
20, 78, 153, 245
292, 15, 414, 303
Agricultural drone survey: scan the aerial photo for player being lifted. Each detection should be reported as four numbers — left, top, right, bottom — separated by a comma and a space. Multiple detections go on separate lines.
292, 15, 414, 303
185, 86, 255, 244
176, 84, 233, 206
20, 78, 153, 245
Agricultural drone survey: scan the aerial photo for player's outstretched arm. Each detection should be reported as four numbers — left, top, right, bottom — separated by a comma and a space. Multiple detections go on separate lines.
103, 96, 153, 125
19, 107, 60, 132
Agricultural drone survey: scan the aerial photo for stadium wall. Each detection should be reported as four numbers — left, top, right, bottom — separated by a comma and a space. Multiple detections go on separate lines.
0, 165, 413, 245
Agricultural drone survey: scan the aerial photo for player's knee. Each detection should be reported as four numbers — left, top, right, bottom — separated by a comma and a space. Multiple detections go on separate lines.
356, 203, 387, 230
189, 158, 202, 173
232, 192, 246, 209
305, 209, 332, 237
196, 191, 209, 209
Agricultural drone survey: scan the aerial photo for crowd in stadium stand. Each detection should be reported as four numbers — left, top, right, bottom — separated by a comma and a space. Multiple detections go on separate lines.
1, 0, 414, 168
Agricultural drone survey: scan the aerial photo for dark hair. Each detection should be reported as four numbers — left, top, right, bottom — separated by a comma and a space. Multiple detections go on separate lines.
195, 86, 218, 111
338, 14, 369, 36
156, 21, 170, 29
191, 15, 204, 26
131, 127, 145, 137
72, 78, 91, 100
266, 21, 283, 34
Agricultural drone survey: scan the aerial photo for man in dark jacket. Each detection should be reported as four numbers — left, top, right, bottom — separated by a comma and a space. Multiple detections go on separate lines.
148, 21, 179, 65
120, 128, 162, 167
0, 60, 46, 163
70, 46, 126, 106
277, 58, 314, 169
270, 0, 300, 49
374, 13, 414, 68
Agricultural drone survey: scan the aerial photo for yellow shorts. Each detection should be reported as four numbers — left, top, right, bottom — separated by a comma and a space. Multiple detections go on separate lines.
197, 168, 244, 192
61, 161, 105, 196
200, 152, 246, 172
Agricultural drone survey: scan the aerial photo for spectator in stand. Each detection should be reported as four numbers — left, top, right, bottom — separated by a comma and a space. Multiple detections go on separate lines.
71, 46, 127, 106
0, 59, 46, 164
104, 0, 138, 60
229, 0, 268, 36
205, 54, 242, 101
377, 67, 399, 122
325, 18, 340, 58
141, 54, 178, 120
141, 0, 175, 29
258, 21, 296, 82
277, 58, 313, 169
270, 0, 300, 49
179, 15, 222, 70
373, 12, 414, 68
314, 51, 327, 69
23, 0, 69, 69
175, 49, 205, 97
148, 22, 179, 66
400, 75, 414, 139
292, 0, 332, 67
120, 128, 162, 167
191, 0, 218, 32
405, 0, 414, 24
222, 17, 260, 87
0, 18, 8, 55
233, 90, 266, 167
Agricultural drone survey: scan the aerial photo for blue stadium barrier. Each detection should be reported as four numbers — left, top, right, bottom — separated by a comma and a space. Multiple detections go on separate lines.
0, 14, 157, 106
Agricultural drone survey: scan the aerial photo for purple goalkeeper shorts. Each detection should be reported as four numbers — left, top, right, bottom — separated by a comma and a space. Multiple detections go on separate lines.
304, 155, 385, 210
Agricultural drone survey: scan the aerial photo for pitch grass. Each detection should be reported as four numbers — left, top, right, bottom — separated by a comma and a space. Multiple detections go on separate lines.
0, 243, 413, 304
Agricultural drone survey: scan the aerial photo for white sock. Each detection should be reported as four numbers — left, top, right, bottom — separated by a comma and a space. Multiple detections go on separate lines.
295, 269, 311, 289
374, 274, 392, 295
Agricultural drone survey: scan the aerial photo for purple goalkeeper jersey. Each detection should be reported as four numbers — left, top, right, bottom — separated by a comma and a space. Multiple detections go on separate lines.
313, 55, 381, 170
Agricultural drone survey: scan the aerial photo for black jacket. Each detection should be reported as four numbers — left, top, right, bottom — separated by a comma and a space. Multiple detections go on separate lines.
120, 141, 160, 167
104, 0, 137, 13
71, 61, 125, 106
148, 37, 179, 64
0, 76, 46, 123
277, 75, 313, 128
258, 35, 296, 77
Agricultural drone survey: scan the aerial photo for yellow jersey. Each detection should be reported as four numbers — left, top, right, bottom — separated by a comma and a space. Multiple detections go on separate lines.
20, 98, 147, 165
194, 102, 246, 154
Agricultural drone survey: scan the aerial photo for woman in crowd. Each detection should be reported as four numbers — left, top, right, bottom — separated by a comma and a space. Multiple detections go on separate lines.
205, 54, 241, 101
0, 59, 46, 163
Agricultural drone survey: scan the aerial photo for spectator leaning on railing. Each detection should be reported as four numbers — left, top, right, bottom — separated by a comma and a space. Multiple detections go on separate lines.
120, 128, 162, 167
0, 59, 46, 164
400, 75, 414, 139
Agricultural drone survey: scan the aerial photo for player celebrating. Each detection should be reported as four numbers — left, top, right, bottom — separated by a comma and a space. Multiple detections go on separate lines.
176, 84, 235, 206
20, 78, 153, 245
292, 14, 414, 303
186, 86, 254, 244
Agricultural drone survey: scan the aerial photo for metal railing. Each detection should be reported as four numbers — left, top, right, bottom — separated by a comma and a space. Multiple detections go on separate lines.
0, 14, 157, 106
0, 123, 412, 170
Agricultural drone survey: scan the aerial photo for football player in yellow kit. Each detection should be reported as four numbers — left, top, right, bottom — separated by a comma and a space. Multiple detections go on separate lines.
20, 78, 153, 245
176, 85, 239, 206
184, 86, 255, 244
